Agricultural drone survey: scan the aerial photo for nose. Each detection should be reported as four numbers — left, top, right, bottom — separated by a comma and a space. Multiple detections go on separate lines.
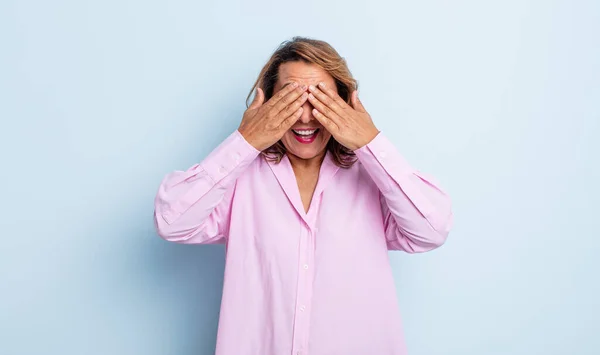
298, 99, 315, 124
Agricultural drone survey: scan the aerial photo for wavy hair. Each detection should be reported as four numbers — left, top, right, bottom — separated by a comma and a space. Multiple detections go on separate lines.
246, 37, 358, 168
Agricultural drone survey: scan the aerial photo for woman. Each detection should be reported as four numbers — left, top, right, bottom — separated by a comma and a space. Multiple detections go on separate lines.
154, 37, 453, 355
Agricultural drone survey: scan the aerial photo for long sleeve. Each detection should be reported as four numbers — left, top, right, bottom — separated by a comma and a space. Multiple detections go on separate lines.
154, 130, 260, 244
354, 132, 453, 253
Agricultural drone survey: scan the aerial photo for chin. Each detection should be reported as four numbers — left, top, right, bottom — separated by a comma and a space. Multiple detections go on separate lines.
287, 148, 325, 160
281, 131, 331, 161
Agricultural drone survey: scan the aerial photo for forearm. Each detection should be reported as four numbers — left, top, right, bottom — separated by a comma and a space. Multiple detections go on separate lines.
154, 130, 260, 242
354, 132, 453, 252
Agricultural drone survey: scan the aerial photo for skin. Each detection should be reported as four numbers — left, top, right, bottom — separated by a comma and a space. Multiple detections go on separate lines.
238, 60, 380, 211
274, 61, 335, 171
238, 81, 307, 152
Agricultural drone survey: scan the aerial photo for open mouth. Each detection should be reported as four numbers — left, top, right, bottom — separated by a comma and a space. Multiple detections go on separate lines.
292, 128, 320, 144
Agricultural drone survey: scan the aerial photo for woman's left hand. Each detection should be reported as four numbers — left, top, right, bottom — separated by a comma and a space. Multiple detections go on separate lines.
308, 82, 380, 151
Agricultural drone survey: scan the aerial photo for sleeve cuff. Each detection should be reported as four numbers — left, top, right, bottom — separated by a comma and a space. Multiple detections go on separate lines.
354, 132, 416, 190
354, 132, 435, 218
201, 130, 260, 185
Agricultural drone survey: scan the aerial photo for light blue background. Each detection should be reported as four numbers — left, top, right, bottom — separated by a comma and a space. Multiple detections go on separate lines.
1, 0, 598, 354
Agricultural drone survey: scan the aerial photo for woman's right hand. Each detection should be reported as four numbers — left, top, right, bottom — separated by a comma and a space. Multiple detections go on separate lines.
238, 82, 308, 151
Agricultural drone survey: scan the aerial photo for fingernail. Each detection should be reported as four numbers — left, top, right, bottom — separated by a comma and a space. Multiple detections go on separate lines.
319, 82, 326, 88
292, 82, 299, 88
308, 93, 315, 99
301, 84, 307, 90
302, 92, 308, 99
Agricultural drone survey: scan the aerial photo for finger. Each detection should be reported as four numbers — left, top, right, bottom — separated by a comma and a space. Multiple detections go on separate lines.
249, 87, 265, 110
312, 108, 339, 134
279, 107, 304, 131
277, 91, 308, 122
351, 90, 366, 113
308, 84, 347, 118
312, 108, 339, 133
316, 82, 350, 110
271, 83, 307, 116
307, 90, 343, 125
266, 82, 300, 110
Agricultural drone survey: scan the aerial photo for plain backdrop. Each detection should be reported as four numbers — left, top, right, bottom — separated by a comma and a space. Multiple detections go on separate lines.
1, 0, 598, 354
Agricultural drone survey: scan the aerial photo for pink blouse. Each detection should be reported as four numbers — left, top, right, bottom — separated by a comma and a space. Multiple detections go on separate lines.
154, 130, 453, 355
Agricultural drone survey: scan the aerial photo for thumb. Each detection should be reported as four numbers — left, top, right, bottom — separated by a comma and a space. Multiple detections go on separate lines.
249, 87, 265, 110
351, 90, 366, 112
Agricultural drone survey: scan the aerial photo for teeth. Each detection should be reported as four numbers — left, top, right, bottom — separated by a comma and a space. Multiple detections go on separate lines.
293, 129, 317, 136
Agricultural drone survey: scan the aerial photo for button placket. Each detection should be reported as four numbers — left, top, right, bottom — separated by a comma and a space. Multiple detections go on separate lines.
292, 204, 320, 354
292, 225, 311, 353
302, 226, 317, 352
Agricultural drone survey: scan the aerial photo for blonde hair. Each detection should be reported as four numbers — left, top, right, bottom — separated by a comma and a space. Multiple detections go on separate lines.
246, 37, 358, 168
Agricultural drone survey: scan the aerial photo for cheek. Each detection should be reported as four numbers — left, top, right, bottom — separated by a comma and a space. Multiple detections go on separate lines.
320, 130, 332, 143
280, 131, 295, 148
283, 130, 295, 140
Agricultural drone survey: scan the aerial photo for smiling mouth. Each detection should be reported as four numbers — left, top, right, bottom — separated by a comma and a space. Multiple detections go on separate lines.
292, 128, 320, 137
291, 128, 320, 143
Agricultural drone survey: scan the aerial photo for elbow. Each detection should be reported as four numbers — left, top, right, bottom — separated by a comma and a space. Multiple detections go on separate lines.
153, 192, 196, 243
395, 211, 453, 253
153, 209, 221, 245
422, 209, 453, 251
421, 200, 453, 251
426, 227, 450, 251
154, 210, 176, 241
410, 228, 449, 253
427, 210, 453, 251
153, 209, 191, 243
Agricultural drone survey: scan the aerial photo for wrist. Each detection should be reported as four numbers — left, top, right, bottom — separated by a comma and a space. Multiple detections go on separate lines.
237, 129, 264, 151
354, 128, 380, 151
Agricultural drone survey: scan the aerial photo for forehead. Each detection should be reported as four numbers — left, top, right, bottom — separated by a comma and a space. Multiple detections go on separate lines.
275, 61, 336, 90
